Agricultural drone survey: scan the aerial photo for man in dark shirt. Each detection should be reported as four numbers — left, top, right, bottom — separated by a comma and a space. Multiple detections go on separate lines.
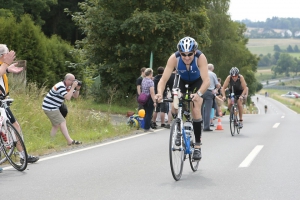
152, 67, 168, 128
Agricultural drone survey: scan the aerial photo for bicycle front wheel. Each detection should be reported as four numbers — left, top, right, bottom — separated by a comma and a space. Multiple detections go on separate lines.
169, 120, 184, 181
229, 107, 235, 136
0, 121, 28, 171
236, 114, 240, 134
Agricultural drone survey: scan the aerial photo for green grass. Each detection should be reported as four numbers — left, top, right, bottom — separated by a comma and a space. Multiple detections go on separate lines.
259, 89, 300, 113
247, 38, 300, 56
3, 83, 137, 158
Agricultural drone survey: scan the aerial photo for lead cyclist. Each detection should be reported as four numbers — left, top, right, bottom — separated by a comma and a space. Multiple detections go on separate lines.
155, 36, 210, 160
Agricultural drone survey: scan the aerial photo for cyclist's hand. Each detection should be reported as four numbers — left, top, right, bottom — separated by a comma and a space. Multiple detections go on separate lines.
155, 94, 162, 102
190, 93, 201, 102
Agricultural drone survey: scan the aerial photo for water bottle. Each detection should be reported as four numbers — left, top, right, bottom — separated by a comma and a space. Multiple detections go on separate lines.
184, 121, 193, 139
231, 93, 234, 105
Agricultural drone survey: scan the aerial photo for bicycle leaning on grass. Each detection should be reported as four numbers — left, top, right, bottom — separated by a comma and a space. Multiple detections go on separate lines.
162, 84, 200, 181
0, 98, 28, 171
227, 92, 242, 136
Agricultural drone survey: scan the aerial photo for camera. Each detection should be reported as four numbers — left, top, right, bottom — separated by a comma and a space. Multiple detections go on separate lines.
74, 79, 82, 86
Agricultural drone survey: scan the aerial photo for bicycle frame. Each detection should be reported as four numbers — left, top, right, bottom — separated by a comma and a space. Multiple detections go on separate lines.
177, 100, 194, 155
0, 102, 17, 144
0, 98, 28, 171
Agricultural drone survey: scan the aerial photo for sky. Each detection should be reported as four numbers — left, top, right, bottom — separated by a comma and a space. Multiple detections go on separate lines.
229, 0, 300, 22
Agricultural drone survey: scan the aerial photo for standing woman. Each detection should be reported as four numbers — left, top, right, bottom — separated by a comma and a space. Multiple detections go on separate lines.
141, 68, 156, 132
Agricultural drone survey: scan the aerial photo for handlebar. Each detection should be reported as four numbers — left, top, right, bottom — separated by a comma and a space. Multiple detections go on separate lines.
160, 96, 194, 103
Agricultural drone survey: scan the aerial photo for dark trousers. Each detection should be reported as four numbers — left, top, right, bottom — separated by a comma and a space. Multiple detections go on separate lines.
202, 90, 214, 130
144, 98, 154, 130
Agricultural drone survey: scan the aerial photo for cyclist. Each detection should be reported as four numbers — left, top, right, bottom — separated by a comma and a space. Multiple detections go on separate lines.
221, 67, 248, 128
155, 36, 210, 160
264, 105, 268, 113
0, 44, 39, 164
257, 97, 259, 102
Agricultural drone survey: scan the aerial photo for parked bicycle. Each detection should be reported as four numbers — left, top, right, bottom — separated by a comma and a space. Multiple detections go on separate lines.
0, 98, 28, 171
162, 84, 200, 181
228, 92, 242, 136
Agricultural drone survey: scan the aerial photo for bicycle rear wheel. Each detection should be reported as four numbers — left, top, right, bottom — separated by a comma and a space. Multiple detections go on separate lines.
0, 121, 28, 171
169, 120, 184, 181
189, 141, 200, 171
229, 107, 235, 136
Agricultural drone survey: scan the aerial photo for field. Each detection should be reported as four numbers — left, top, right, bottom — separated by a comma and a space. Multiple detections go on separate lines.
247, 38, 300, 56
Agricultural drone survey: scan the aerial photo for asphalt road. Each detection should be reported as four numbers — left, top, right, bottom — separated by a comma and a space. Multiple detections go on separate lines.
1, 95, 300, 200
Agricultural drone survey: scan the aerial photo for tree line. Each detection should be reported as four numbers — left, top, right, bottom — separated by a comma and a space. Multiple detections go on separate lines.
1, 0, 260, 103
240, 17, 300, 38
257, 46, 300, 77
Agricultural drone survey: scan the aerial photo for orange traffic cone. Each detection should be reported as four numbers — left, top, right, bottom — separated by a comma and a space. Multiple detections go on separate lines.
219, 110, 223, 117
215, 118, 224, 130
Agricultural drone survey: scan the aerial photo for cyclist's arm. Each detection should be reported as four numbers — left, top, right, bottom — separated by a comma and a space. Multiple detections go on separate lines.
157, 54, 176, 99
197, 54, 209, 96
239, 75, 248, 97
221, 76, 230, 99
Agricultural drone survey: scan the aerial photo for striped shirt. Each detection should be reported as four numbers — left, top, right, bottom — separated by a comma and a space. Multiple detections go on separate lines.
42, 81, 68, 111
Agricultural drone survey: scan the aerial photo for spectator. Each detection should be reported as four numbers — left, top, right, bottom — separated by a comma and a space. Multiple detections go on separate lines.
141, 68, 156, 132
0, 44, 39, 164
136, 67, 146, 110
152, 66, 168, 128
42, 73, 82, 145
202, 64, 220, 131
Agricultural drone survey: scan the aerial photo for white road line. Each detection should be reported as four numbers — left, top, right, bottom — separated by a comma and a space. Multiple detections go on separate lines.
281, 116, 285, 118
239, 145, 264, 168
2, 130, 160, 170
273, 123, 280, 128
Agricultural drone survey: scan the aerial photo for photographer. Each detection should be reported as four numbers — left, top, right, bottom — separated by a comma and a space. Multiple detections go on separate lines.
42, 73, 82, 145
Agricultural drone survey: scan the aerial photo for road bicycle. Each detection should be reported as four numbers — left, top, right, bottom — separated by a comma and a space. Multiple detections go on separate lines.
163, 83, 200, 181
228, 92, 242, 136
0, 98, 28, 171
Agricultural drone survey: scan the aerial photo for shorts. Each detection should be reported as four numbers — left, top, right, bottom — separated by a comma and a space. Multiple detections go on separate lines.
179, 77, 203, 95
43, 109, 65, 126
155, 102, 168, 113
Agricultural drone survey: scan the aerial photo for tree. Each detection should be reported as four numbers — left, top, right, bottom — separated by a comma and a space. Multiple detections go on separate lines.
274, 53, 296, 76
72, 0, 211, 96
0, 15, 79, 87
287, 45, 294, 52
291, 58, 300, 76
0, 0, 57, 26
294, 45, 299, 52
41, 0, 84, 44
203, 0, 258, 96
274, 44, 281, 52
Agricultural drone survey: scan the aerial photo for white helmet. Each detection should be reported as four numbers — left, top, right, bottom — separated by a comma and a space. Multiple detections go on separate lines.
230, 67, 239, 76
177, 37, 198, 52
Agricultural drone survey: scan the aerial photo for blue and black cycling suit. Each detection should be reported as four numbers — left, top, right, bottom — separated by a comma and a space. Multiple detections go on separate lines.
174, 50, 203, 94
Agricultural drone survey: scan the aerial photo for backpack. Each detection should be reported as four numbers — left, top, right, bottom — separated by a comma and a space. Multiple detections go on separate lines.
137, 93, 150, 105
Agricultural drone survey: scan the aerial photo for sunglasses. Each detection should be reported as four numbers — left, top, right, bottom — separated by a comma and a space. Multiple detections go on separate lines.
231, 75, 238, 78
180, 52, 194, 57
